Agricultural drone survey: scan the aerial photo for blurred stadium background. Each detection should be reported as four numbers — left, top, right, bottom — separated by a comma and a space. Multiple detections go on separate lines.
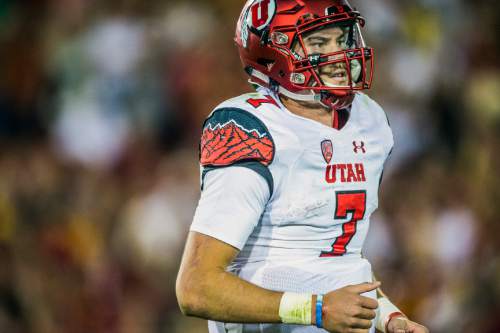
0, 0, 499, 332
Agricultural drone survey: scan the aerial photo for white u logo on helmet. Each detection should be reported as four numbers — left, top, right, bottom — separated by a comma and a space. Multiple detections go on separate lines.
247, 0, 277, 31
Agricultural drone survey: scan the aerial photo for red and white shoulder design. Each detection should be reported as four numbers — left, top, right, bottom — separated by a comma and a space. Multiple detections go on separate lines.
200, 106, 275, 167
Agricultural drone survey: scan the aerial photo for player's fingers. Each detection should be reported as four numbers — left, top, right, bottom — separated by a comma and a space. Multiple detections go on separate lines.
346, 281, 381, 294
358, 295, 379, 309
354, 307, 377, 320
350, 318, 373, 329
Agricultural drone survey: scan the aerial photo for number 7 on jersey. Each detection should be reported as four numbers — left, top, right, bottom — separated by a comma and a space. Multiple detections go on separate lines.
320, 190, 367, 257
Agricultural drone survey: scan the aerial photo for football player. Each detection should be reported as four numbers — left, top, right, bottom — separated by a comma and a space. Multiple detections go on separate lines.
176, 1, 429, 332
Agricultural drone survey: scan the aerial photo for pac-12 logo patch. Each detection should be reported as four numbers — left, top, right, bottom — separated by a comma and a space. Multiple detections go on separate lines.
321, 139, 333, 164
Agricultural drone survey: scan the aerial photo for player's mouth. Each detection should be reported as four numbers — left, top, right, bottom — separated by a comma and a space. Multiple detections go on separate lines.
322, 69, 348, 86
331, 70, 347, 79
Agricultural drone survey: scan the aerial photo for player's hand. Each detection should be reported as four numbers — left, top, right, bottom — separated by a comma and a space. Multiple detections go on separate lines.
321, 281, 380, 333
387, 315, 429, 333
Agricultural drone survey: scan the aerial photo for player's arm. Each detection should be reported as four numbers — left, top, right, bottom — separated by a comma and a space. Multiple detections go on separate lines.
176, 166, 284, 323
371, 273, 429, 333
176, 107, 288, 323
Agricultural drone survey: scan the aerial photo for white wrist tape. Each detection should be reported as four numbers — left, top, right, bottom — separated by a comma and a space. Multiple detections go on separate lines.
278, 292, 312, 325
376, 297, 404, 332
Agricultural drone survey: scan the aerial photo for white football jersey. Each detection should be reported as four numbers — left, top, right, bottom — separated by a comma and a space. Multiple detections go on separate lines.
191, 87, 393, 333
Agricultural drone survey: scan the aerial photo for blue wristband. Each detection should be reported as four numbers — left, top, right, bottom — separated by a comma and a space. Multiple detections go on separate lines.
316, 294, 324, 328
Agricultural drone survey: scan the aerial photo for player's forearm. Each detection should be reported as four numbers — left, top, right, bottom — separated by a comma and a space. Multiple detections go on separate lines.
177, 268, 283, 323
176, 233, 317, 325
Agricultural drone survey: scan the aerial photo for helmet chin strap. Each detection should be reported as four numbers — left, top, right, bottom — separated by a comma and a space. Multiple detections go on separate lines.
249, 68, 319, 101
248, 68, 344, 110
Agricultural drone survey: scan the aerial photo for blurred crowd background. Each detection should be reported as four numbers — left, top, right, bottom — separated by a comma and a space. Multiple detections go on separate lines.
0, 0, 499, 332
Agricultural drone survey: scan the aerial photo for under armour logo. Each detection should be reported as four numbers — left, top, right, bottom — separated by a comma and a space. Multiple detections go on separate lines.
353, 141, 366, 154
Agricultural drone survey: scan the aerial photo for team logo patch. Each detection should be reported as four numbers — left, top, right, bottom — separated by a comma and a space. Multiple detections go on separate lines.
200, 108, 274, 166
321, 139, 333, 164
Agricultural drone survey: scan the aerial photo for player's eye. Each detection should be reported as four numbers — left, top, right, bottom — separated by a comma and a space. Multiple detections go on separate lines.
309, 42, 325, 48
337, 37, 347, 47
307, 38, 329, 50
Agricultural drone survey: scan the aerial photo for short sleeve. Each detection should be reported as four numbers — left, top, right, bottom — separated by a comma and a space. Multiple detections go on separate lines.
190, 166, 270, 250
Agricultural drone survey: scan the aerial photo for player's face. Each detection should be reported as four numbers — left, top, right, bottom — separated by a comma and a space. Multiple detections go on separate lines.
293, 26, 351, 87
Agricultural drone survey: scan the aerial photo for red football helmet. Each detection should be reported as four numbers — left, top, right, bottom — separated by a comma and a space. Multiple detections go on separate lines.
235, 0, 374, 110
